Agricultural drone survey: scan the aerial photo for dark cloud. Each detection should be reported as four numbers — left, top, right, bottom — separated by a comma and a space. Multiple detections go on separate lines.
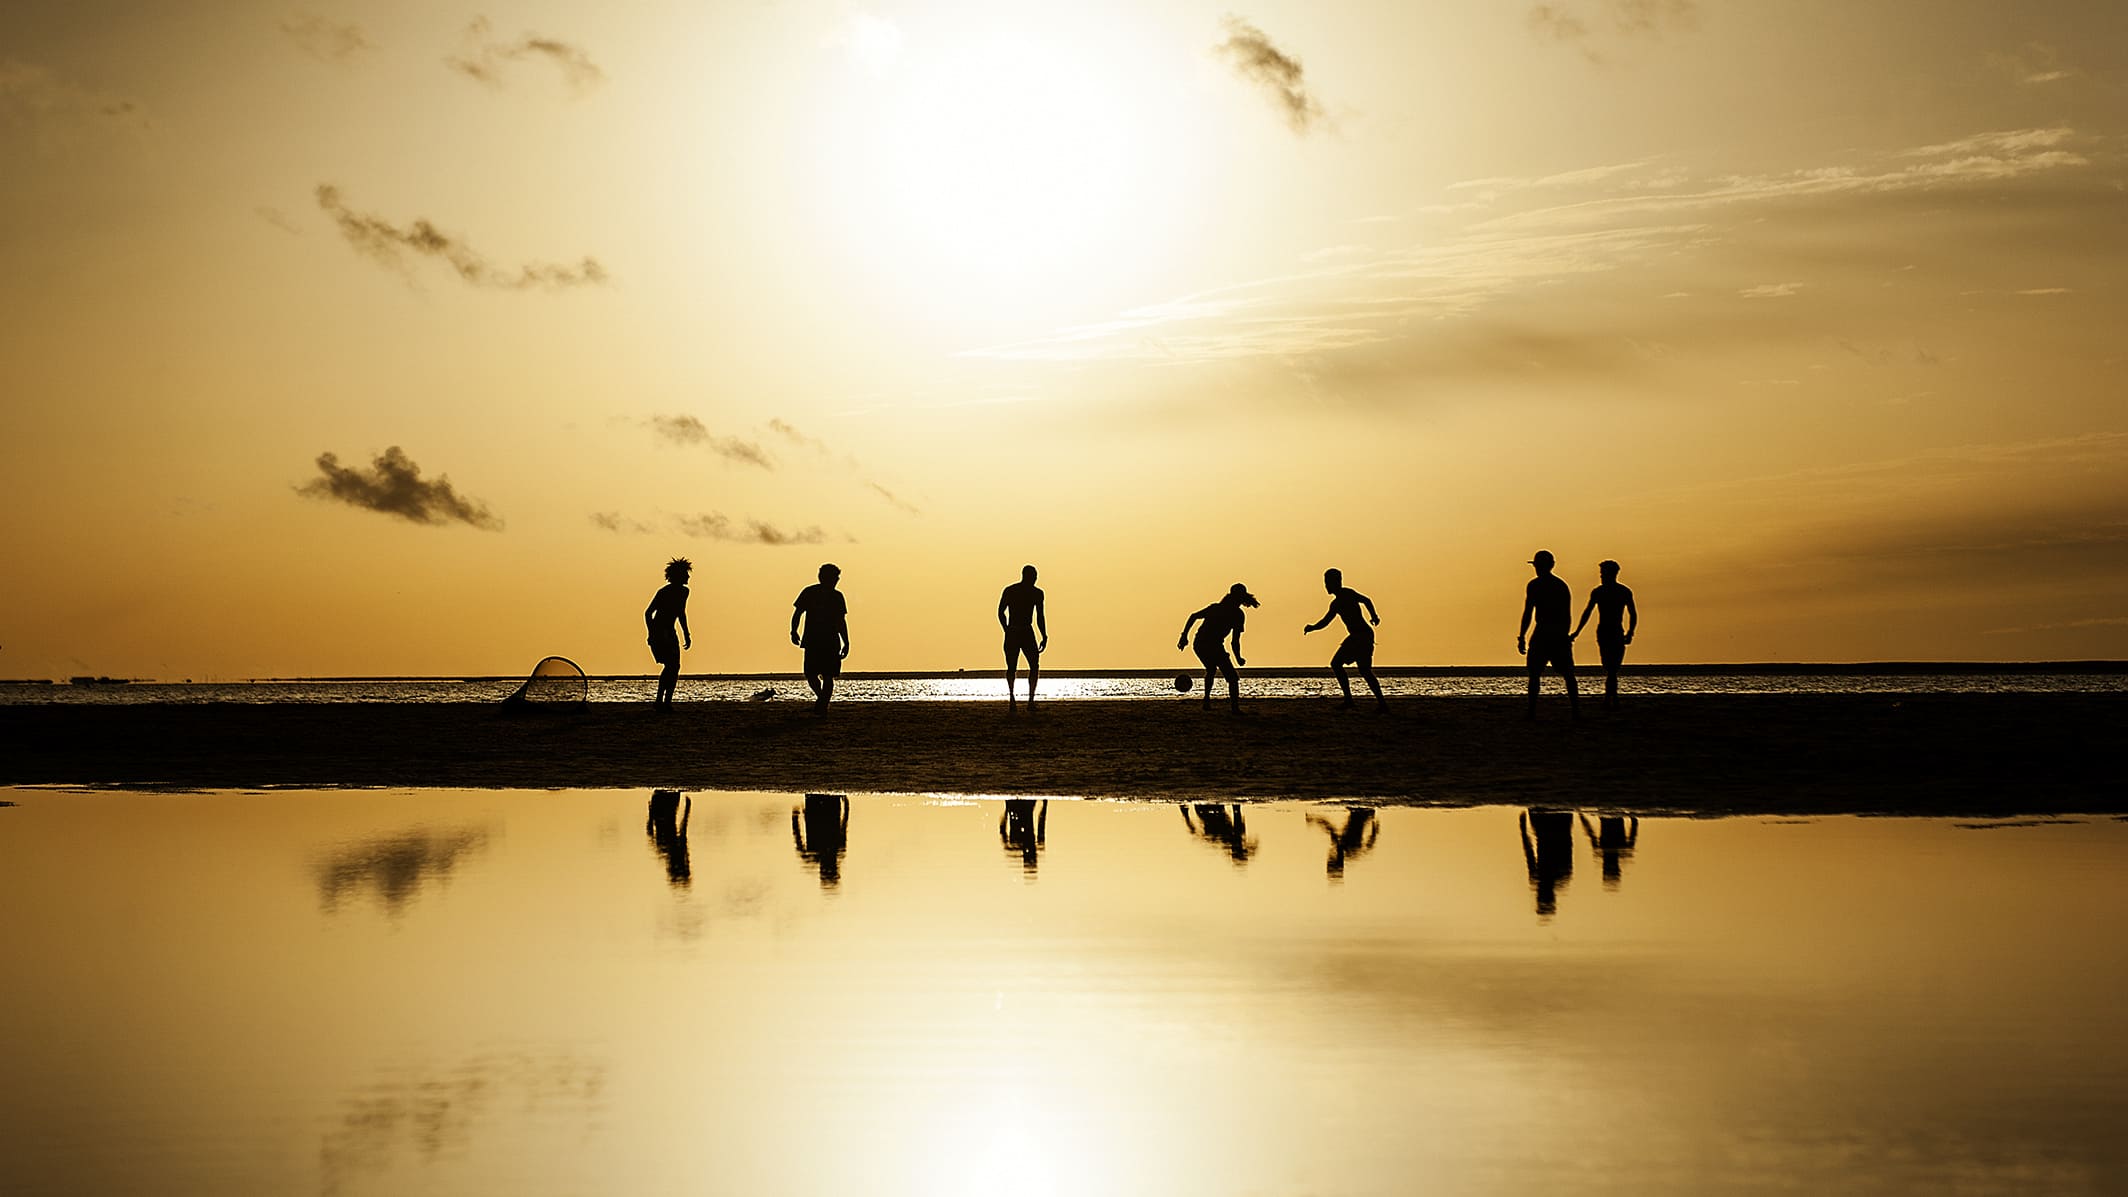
674, 513, 828, 545
1, 58, 148, 137
315, 826, 490, 913
281, 15, 372, 62
447, 17, 604, 93
315, 184, 607, 289
1214, 17, 1324, 134
589, 511, 656, 533
1530, 1, 1698, 56
298, 446, 503, 530
645, 415, 772, 468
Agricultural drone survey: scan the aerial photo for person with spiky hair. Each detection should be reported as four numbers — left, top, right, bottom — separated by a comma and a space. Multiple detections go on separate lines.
645, 557, 692, 705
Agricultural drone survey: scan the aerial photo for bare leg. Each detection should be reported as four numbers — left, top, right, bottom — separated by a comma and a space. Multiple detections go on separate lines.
1565, 670, 1579, 717
1005, 649, 1019, 710
1027, 651, 1039, 708
659, 661, 679, 704
1527, 670, 1540, 719
1332, 660, 1354, 706
1221, 661, 1241, 712
1361, 664, 1386, 709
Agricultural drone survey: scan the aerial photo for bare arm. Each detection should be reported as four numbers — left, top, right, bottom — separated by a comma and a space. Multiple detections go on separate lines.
677, 593, 691, 649
1178, 608, 1206, 649
790, 604, 803, 646
1625, 592, 1638, 643
997, 589, 1010, 631
1571, 592, 1597, 640
1231, 626, 1245, 666
1035, 595, 1047, 646
1517, 594, 1535, 648
1304, 601, 1336, 634
1359, 592, 1380, 625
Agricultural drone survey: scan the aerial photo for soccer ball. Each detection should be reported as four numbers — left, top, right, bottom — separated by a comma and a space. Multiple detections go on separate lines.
1173, 674, 1192, 693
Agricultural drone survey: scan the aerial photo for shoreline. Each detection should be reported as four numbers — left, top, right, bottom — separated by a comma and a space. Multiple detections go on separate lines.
4, 694, 2122, 815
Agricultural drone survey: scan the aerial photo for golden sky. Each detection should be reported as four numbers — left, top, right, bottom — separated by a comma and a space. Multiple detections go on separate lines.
2, 0, 2124, 677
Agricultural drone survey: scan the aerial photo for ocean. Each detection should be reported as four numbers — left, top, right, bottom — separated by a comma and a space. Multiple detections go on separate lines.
4, 664, 2122, 704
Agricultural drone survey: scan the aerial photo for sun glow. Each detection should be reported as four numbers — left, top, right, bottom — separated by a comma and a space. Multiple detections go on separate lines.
811, 22, 1198, 319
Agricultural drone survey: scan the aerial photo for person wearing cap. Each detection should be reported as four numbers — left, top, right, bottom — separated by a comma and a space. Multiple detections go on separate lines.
1570, 559, 1638, 705
1178, 583, 1258, 712
1303, 567, 1386, 712
1516, 550, 1579, 718
790, 563, 849, 712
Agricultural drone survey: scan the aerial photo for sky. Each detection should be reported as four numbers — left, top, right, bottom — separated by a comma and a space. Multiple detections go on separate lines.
2, 0, 2125, 678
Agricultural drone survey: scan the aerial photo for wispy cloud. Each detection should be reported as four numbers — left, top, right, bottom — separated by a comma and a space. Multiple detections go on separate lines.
297, 447, 502, 530
768, 418, 830, 454
674, 513, 828, 545
959, 125, 2098, 371
867, 483, 921, 515
315, 185, 607, 290
1530, 0, 1699, 59
1214, 17, 1325, 134
0, 59, 146, 142
1982, 615, 2128, 635
1987, 43, 2075, 87
281, 15, 373, 63
589, 511, 657, 533
447, 17, 604, 94
645, 415, 773, 468
763, 418, 919, 514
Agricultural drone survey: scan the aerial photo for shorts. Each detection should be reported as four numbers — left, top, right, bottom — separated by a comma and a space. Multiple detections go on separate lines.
803, 638, 842, 677
1193, 640, 1234, 672
648, 629, 680, 666
1004, 626, 1041, 661
1597, 633, 1626, 671
1526, 633, 1574, 672
1332, 631, 1375, 667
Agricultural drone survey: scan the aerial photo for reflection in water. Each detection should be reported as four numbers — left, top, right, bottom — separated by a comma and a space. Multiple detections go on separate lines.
1519, 808, 1574, 917
999, 798, 1047, 876
792, 793, 850, 888
320, 1052, 605, 1197
315, 826, 491, 914
1307, 806, 1379, 880
646, 790, 691, 887
1182, 803, 1256, 864
1581, 812, 1639, 888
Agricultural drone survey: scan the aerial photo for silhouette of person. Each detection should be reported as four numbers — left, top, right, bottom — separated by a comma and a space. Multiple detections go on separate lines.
644, 557, 692, 705
1179, 584, 1258, 713
792, 793, 850, 888
1517, 550, 1578, 719
1519, 808, 1574, 917
998, 565, 1048, 711
790, 564, 849, 712
1579, 812, 1639, 888
1182, 803, 1256, 864
1000, 798, 1047, 875
646, 789, 691, 887
1304, 568, 1386, 712
1570, 560, 1638, 705
1306, 806, 1380, 879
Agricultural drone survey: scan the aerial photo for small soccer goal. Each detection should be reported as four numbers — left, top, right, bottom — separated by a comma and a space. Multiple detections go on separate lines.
502, 655, 588, 706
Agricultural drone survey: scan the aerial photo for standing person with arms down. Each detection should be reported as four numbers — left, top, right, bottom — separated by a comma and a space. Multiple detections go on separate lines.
1570, 559, 1638, 706
998, 564, 1048, 711
1303, 568, 1386, 712
790, 563, 848, 712
1517, 550, 1579, 719
644, 557, 692, 706
1178, 583, 1258, 713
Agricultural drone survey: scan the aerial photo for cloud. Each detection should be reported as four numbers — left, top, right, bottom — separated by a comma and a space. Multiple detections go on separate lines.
645, 415, 773, 467
297, 446, 503, 530
867, 483, 921, 515
1530, 1, 1699, 54
589, 511, 657, 533
281, 15, 373, 62
0, 59, 147, 141
1740, 282, 1803, 299
447, 17, 604, 94
1987, 43, 2075, 87
768, 418, 830, 454
1982, 616, 2128, 636
674, 513, 828, 545
315, 826, 490, 913
315, 185, 607, 289
1214, 17, 1325, 134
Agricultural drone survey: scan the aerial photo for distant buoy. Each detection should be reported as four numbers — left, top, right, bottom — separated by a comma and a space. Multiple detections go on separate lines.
1174, 674, 1192, 693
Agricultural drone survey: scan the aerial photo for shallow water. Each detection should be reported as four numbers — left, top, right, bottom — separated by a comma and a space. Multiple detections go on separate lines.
3, 789, 2124, 1195
5, 669, 2123, 704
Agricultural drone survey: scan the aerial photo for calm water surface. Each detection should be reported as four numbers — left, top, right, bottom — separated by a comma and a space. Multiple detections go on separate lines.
2, 789, 2124, 1195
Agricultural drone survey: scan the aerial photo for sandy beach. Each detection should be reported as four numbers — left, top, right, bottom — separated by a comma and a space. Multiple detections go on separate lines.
5, 693, 2121, 814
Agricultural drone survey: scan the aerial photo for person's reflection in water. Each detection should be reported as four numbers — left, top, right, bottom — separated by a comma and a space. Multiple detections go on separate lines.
1306, 806, 1379, 880
1519, 808, 1575, 917
1182, 803, 1257, 864
792, 793, 850, 888
1580, 812, 1639, 889
1000, 798, 1047, 876
646, 789, 691, 887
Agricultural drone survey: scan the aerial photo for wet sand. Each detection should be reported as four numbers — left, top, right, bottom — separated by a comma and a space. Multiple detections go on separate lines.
4, 693, 2122, 814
